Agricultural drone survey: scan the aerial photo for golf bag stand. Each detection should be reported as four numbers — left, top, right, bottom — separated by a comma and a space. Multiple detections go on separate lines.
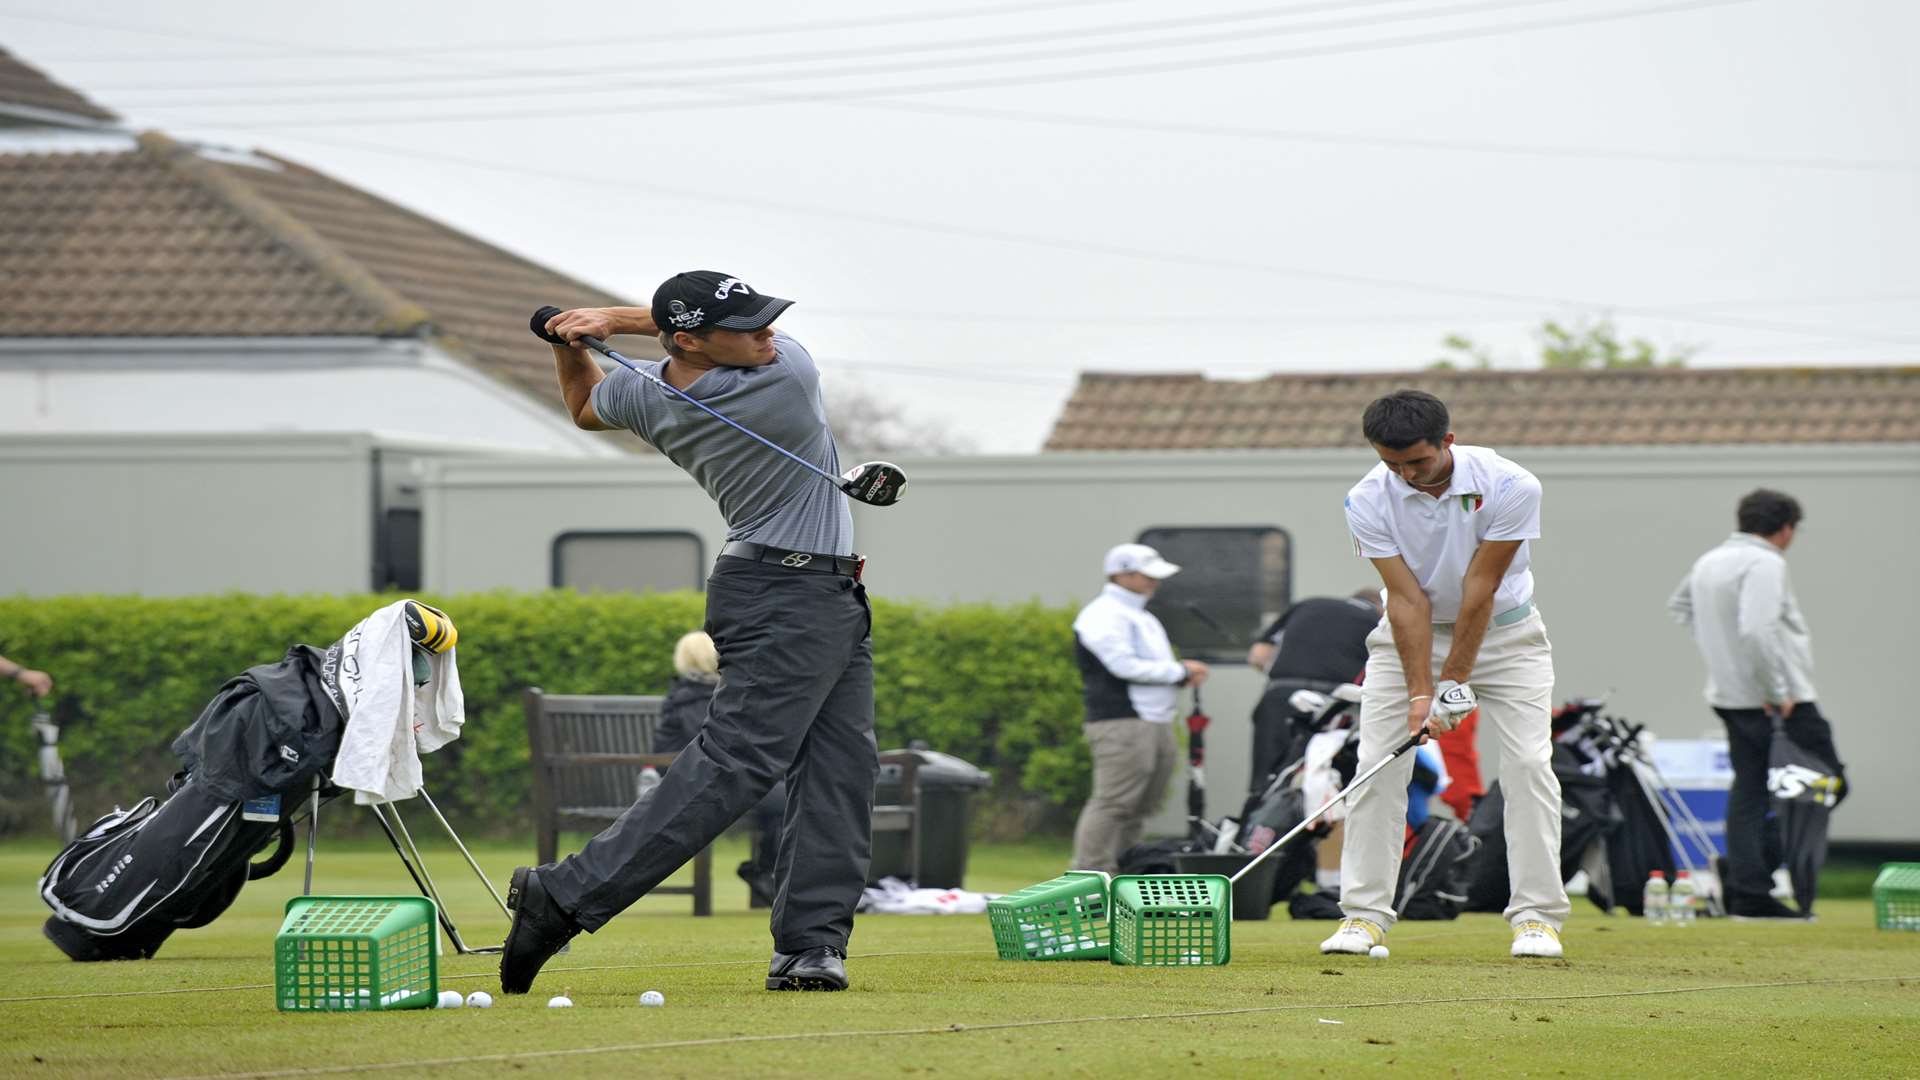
354, 785, 511, 956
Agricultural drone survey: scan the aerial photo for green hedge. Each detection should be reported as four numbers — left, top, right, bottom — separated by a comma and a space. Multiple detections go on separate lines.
0, 592, 1090, 836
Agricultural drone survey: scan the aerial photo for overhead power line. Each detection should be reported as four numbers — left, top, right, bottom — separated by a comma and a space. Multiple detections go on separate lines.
127, 0, 1757, 130
0, 0, 1138, 62
238, 129, 1920, 350
102, 0, 1548, 102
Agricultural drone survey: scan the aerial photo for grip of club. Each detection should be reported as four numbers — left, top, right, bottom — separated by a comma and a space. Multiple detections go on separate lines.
1227, 731, 1424, 885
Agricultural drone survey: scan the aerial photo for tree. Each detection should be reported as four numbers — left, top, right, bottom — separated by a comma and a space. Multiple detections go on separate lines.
1433, 317, 1696, 370
825, 385, 976, 456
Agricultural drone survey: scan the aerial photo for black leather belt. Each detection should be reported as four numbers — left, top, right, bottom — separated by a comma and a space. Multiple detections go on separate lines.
719, 540, 865, 580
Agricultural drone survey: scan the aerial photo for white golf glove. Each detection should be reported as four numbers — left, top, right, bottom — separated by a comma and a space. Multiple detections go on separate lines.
1425, 680, 1477, 732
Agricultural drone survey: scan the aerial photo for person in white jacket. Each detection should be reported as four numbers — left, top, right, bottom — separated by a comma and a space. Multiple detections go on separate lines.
1669, 488, 1844, 918
1068, 543, 1209, 875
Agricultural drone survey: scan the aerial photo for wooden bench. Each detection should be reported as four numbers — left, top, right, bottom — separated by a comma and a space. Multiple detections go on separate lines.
525, 689, 929, 915
523, 688, 712, 916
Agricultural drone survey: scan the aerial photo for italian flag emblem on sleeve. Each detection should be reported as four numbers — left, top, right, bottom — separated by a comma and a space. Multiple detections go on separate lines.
1461, 493, 1483, 512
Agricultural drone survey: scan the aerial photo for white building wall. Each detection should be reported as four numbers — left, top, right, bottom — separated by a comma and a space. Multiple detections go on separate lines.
422, 444, 1920, 844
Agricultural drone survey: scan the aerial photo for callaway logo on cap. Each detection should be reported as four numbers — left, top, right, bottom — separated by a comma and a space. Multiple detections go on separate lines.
652, 271, 795, 333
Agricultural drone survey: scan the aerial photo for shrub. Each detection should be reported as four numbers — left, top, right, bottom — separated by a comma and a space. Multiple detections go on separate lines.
0, 592, 1090, 835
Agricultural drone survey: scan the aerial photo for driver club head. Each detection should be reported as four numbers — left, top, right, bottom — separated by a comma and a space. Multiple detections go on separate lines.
840, 461, 907, 507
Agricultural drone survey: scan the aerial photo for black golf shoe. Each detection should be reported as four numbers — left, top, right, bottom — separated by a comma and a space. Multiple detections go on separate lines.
766, 945, 848, 991
499, 866, 580, 995
1728, 895, 1806, 920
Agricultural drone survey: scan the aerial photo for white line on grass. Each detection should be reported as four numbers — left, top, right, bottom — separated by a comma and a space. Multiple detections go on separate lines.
0, 949, 996, 1004
155, 974, 1916, 1080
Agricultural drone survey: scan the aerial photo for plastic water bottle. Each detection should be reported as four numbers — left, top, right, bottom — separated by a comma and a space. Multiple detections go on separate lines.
1670, 871, 1697, 927
636, 765, 661, 802
1643, 871, 1669, 926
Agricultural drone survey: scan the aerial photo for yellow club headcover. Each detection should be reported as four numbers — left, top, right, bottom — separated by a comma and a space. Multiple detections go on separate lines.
403, 600, 457, 654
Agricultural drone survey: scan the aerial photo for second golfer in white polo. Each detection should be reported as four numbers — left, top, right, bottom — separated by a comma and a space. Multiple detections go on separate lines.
1323, 389, 1570, 960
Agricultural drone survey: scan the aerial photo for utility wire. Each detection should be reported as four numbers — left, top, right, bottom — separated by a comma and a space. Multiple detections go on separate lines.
126, 0, 1757, 130
0, 0, 1141, 63
200, 129, 1920, 349
103, 0, 1551, 102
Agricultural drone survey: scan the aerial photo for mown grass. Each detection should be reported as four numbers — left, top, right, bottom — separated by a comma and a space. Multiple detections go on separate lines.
2, 836, 1914, 1079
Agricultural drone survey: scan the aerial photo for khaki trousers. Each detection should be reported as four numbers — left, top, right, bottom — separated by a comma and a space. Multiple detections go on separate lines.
1338, 611, 1571, 931
1071, 719, 1179, 875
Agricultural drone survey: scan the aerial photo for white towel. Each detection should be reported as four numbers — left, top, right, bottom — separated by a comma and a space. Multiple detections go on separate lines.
328, 600, 464, 805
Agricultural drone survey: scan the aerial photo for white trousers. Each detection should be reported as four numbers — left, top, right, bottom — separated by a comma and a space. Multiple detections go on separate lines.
1338, 610, 1571, 931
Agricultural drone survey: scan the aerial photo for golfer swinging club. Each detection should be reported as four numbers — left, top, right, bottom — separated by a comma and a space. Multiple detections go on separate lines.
501, 271, 878, 994
1322, 390, 1570, 960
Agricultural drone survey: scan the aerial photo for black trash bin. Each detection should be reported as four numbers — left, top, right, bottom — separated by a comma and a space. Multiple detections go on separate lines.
868, 749, 992, 888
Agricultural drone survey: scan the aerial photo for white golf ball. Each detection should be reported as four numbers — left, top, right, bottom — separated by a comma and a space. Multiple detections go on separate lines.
639, 990, 665, 1008
466, 991, 493, 1009
1369, 945, 1390, 960
547, 995, 574, 1009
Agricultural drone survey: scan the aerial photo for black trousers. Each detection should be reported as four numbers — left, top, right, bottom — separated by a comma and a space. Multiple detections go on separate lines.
1712, 702, 1844, 903
543, 556, 878, 952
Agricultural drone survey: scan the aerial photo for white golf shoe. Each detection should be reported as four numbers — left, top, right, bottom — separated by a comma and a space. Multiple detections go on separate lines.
1511, 920, 1563, 959
1319, 918, 1386, 955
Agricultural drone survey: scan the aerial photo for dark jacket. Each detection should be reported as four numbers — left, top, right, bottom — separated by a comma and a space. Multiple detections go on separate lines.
170, 644, 345, 803
1257, 596, 1378, 686
654, 675, 719, 755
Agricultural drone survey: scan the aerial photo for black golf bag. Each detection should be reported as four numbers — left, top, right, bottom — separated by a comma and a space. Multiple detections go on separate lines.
39, 644, 345, 961
39, 775, 299, 960
1394, 816, 1475, 920
1464, 738, 1625, 914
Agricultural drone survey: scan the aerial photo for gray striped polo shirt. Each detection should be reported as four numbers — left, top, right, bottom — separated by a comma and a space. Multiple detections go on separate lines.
590, 331, 853, 555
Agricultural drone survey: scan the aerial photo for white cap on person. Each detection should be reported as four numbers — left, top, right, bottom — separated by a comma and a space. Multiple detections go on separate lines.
1104, 543, 1181, 579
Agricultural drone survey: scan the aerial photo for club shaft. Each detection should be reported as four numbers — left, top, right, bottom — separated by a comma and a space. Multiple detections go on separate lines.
579, 335, 847, 490
1229, 732, 1422, 885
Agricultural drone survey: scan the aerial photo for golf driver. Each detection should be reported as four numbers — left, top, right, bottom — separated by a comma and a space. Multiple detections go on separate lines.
530, 306, 906, 507
1227, 730, 1425, 886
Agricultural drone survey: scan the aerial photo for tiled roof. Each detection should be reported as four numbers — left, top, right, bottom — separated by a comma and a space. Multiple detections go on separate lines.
1044, 366, 1920, 450
0, 131, 657, 407
0, 48, 118, 124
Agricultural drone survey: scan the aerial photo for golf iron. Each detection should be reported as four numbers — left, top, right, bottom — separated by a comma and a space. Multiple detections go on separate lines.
530, 306, 907, 507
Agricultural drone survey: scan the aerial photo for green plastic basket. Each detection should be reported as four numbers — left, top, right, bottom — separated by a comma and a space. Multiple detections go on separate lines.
1110, 874, 1231, 967
987, 871, 1111, 960
1872, 863, 1920, 932
275, 896, 438, 1012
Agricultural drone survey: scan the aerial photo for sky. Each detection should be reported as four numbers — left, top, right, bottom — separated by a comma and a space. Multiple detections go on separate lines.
3, 0, 1916, 452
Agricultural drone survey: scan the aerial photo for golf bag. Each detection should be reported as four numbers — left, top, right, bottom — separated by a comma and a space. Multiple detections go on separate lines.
39, 773, 300, 960
40, 644, 345, 961
1463, 740, 1624, 913
1395, 816, 1475, 920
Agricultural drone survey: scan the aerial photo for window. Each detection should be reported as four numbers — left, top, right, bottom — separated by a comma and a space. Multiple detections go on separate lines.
378, 509, 422, 592
551, 531, 705, 593
1136, 526, 1292, 662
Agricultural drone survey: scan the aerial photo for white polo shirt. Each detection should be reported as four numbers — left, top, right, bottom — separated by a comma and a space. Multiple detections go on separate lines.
1344, 444, 1541, 623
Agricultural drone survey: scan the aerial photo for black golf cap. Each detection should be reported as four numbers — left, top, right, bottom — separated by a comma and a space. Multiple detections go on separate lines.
652, 271, 794, 334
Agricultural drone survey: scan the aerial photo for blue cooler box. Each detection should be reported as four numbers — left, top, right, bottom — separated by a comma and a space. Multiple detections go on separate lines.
1648, 738, 1732, 864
